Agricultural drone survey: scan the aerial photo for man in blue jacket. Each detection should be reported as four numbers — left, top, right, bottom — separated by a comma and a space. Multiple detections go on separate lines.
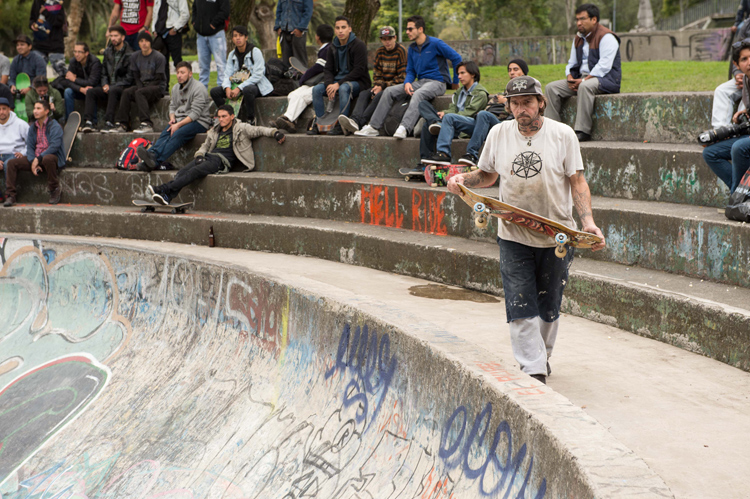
4, 100, 65, 206
209, 25, 273, 125
9, 35, 47, 98
274, 0, 313, 66
355, 15, 461, 139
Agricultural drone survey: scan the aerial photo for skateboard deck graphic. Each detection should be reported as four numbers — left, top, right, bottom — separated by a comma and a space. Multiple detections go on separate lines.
132, 199, 193, 214
457, 184, 603, 258
62, 111, 81, 164
423, 164, 477, 187
227, 70, 249, 119
14, 73, 30, 122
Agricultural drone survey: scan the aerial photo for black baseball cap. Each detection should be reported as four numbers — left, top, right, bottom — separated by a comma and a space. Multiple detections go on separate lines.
14, 34, 33, 46
505, 76, 543, 97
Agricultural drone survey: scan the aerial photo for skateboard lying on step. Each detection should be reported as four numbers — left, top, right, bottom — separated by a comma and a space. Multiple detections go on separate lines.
132, 199, 193, 214
457, 184, 603, 258
423, 164, 477, 187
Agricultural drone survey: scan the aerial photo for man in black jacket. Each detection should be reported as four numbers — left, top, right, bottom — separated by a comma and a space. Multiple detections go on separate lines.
113, 31, 167, 133
53, 42, 102, 121
310, 15, 370, 135
82, 26, 134, 133
192, 0, 230, 88
29, 0, 68, 77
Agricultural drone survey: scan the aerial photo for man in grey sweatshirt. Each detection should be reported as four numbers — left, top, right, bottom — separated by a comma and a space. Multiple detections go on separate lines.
136, 61, 212, 171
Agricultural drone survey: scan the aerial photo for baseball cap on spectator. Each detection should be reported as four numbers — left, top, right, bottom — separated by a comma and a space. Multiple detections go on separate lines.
137, 31, 153, 44
0, 97, 10, 107
505, 76, 543, 97
14, 34, 33, 46
379, 26, 396, 38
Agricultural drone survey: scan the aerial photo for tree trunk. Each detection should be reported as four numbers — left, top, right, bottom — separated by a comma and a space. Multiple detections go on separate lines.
565, 0, 576, 34
65, 0, 86, 59
343, 0, 381, 44
231, 0, 276, 50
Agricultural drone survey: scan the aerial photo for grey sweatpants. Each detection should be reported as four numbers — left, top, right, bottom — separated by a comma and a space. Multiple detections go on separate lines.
544, 77, 602, 134
369, 79, 446, 132
509, 317, 559, 376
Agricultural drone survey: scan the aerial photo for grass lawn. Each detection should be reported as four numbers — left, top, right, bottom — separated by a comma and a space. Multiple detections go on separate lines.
170, 60, 727, 95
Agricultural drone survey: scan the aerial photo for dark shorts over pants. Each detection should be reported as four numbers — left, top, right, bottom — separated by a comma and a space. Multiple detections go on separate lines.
497, 237, 575, 323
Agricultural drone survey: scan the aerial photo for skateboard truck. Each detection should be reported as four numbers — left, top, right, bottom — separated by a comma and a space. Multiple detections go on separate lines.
554, 233, 569, 258
473, 202, 488, 228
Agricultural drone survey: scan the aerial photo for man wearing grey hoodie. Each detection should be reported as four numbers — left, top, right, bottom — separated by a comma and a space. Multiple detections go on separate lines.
136, 61, 212, 171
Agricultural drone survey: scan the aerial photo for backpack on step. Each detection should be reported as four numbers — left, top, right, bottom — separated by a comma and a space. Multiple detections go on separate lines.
382, 94, 411, 136
725, 169, 750, 221
116, 138, 152, 171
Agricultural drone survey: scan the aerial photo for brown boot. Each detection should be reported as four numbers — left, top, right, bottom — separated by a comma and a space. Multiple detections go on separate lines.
49, 187, 62, 205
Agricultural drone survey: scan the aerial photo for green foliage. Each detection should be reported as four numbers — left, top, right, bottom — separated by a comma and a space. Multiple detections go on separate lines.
1, 0, 34, 53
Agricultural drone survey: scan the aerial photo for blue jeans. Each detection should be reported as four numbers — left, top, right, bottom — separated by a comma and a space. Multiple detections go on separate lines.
197, 32, 227, 88
312, 81, 360, 118
702, 135, 750, 192
150, 121, 208, 163
467, 111, 501, 157
436, 114, 476, 156
64, 87, 85, 121
498, 237, 575, 323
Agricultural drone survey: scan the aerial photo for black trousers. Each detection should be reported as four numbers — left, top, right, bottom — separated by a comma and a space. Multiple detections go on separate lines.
279, 30, 308, 67
115, 85, 163, 126
157, 154, 223, 198
210, 84, 261, 122
350, 89, 384, 128
84, 85, 126, 124
153, 32, 183, 83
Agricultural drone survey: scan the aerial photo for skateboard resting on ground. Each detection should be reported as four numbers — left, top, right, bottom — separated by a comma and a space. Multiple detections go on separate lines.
132, 199, 193, 214
457, 184, 603, 258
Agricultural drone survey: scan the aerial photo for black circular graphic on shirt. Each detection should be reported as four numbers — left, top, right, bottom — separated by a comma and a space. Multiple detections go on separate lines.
511, 151, 543, 179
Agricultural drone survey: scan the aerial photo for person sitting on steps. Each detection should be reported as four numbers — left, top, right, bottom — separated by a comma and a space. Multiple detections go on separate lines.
146, 105, 285, 205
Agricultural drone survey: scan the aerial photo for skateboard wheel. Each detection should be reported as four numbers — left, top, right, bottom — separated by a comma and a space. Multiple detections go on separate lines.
431, 165, 437, 171
555, 245, 568, 258
404, 176, 411, 182
141, 207, 148, 213
475, 216, 488, 229
171, 208, 177, 214
430, 183, 438, 188
555, 233, 569, 245
473, 202, 486, 214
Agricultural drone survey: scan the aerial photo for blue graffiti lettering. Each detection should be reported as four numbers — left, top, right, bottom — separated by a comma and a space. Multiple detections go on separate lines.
439, 403, 546, 498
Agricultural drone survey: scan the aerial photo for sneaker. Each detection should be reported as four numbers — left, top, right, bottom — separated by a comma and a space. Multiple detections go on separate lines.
109, 123, 128, 134
3, 197, 16, 207
152, 192, 171, 205
530, 374, 546, 384
48, 186, 62, 205
306, 123, 320, 135
393, 125, 407, 139
327, 123, 344, 136
421, 152, 451, 165
100, 121, 117, 133
428, 123, 442, 135
338, 115, 360, 135
458, 153, 478, 166
146, 185, 157, 199
354, 124, 379, 137
137, 146, 157, 171
136, 161, 151, 172
81, 121, 95, 133
133, 122, 154, 133
275, 115, 296, 133
413, 118, 425, 138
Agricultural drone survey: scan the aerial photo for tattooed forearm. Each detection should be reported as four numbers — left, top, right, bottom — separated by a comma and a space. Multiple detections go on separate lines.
463, 169, 497, 188
570, 173, 594, 223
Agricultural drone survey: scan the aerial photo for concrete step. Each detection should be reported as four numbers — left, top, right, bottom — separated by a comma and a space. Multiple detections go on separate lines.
14, 169, 750, 287
1, 206, 749, 373
69, 131, 725, 208
74, 91, 713, 144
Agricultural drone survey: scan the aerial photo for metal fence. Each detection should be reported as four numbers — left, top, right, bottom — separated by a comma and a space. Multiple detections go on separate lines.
657, 0, 738, 30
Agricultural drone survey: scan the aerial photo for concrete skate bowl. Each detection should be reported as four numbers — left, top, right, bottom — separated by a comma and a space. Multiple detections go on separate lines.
0, 236, 670, 499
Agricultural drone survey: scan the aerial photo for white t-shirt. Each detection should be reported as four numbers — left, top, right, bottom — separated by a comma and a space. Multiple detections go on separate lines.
478, 118, 583, 248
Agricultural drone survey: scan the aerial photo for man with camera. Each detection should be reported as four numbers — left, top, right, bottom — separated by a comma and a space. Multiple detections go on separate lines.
703, 40, 750, 193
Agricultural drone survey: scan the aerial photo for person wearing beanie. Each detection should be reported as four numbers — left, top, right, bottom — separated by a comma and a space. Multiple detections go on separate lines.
447, 75, 605, 385
111, 30, 167, 133
544, 3, 622, 142
424, 58, 525, 167
144, 104, 286, 206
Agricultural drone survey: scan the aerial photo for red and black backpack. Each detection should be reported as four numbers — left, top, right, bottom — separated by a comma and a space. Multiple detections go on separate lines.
116, 138, 152, 171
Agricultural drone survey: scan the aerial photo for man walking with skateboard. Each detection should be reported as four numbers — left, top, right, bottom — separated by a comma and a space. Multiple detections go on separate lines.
447, 76, 606, 384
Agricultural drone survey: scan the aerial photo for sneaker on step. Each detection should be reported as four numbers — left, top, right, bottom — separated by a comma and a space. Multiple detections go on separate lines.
152, 191, 171, 205
80, 121, 95, 133
354, 124, 379, 137
458, 153, 478, 166
48, 186, 62, 205
133, 122, 154, 133
275, 115, 296, 133
421, 151, 451, 165
137, 146, 157, 171
100, 121, 117, 133
428, 122, 442, 135
338, 115, 360, 135
393, 125, 407, 139
327, 123, 344, 135
146, 185, 157, 199
109, 123, 128, 133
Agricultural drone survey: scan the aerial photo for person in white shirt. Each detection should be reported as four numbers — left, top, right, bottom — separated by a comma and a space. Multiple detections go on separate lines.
0, 97, 30, 202
544, 3, 621, 142
447, 76, 606, 384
